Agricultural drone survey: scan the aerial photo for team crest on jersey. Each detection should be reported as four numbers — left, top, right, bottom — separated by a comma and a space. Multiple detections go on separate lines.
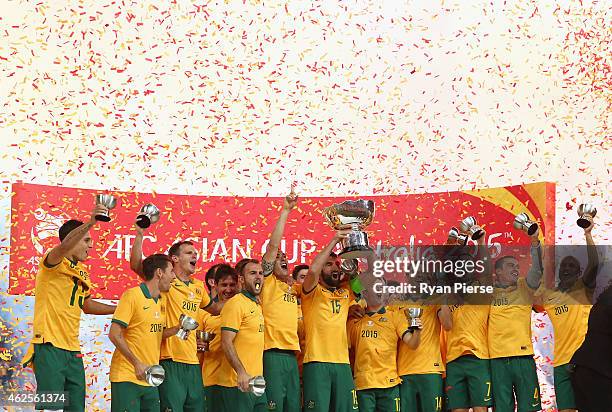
367, 320, 374, 326
267, 400, 277, 410
306, 400, 316, 409
154, 311, 160, 319
189, 291, 195, 299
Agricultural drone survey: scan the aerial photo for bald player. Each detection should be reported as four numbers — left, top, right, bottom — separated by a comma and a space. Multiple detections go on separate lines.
259, 192, 301, 412
23, 203, 116, 411
130, 225, 219, 412
219, 259, 267, 411
301, 228, 358, 412
488, 228, 543, 412
109, 254, 175, 411
536, 219, 599, 412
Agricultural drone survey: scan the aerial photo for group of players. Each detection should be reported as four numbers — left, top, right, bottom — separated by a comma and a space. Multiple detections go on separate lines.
24, 192, 600, 412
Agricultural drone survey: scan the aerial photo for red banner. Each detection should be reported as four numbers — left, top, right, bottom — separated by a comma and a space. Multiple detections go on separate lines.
9, 182, 555, 299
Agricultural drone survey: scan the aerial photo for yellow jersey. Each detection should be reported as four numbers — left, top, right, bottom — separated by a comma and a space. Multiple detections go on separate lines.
261, 274, 300, 351
395, 302, 445, 375
110, 284, 165, 386
219, 291, 265, 387
446, 304, 490, 362
488, 278, 535, 358
301, 283, 353, 364
31, 253, 93, 352
348, 307, 407, 390
160, 278, 211, 364
198, 310, 224, 386
538, 279, 592, 366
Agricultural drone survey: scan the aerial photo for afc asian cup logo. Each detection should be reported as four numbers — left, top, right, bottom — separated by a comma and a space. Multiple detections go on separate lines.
30, 208, 66, 255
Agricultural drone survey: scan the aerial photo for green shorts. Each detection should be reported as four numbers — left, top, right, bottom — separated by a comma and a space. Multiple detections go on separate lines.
263, 349, 300, 411
208, 385, 268, 412
357, 386, 401, 412
111, 382, 160, 412
553, 363, 576, 410
490, 356, 541, 412
158, 359, 204, 412
399, 373, 444, 412
302, 362, 358, 411
446, 355, 493, 409
32, 343, 85, 411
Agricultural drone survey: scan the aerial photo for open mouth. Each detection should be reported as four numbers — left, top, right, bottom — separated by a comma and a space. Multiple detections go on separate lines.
331, 271, 340, 281
280, 262, 288, 270
254, 280, 262, 292
189, 260, 197, 268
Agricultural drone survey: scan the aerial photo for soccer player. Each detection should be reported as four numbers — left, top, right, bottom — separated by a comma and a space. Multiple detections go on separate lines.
348, 278, 422, 412
108, 253, 176, 411
23, 204, 116, 411
488, 228, 543, 412
395, 271, 452, 412
259, 192, 301, 412
301, 228, 358, 412
198, 264, 239, 411
536, 220, 599, 412
444, 231, 493, 412
292, 265, 309, 284
218, 259, 267, 411
130, 227, 218, 412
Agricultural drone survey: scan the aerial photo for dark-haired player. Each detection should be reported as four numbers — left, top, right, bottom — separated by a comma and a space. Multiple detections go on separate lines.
23, 204, 116, 411
109, 254, 175, 411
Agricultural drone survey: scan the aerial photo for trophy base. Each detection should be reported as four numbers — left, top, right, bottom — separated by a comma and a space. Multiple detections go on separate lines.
340, 245, 373, 260
136, 215, 152, 229
95, 214, 111, 222
577, 217, 592, 229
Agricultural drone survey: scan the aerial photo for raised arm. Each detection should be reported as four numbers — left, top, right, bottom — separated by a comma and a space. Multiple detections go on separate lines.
129, 224, 145, 277
526, 228, 544, 290
262, 192, 297, 279
438, 305, 452, 331
108, 322, 148, 381
582, 222, 599, 289
221, 329, 250, 392
46, 203, 108, 266
303, 228, 351, 293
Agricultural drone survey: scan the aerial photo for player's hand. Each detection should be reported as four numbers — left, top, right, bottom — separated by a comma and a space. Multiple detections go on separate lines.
237, 371, 252, 392
134, 361, 148, 381
134, 221, 145, 236
348, 304, 365, 320
283, 191, 298, 211
584, 219, 594, 235
334, 225, 354, 241
90, 204, 108, 224
196, 339, 209, 352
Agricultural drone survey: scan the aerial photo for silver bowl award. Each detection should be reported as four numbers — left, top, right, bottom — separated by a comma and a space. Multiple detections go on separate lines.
196, 330, 216, 352
459, 216, 485, 241
514, 213, 538, 235
136, 203, 160, 229
405, 307, 423, 332
177, 314, 199, 340
95, 194, 117, 222
447, 227, 468, 246
145, 364, 165, 387
324, 200, 375, 259
249, 375, 266, 397
577, 204, 596, 229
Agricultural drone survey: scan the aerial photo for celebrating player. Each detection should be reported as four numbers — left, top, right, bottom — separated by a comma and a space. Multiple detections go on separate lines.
24, 203, 116, 411
108, 254, 175, 411
488, 228, 543, 412
536, 219, 599, 412
259, 192, 301, 412
300, 228, 359, 412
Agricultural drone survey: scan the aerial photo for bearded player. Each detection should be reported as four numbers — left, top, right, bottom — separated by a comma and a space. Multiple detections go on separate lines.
23, 202, 116, 411
535, 219, 599, 412
301, 228, 358, 412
